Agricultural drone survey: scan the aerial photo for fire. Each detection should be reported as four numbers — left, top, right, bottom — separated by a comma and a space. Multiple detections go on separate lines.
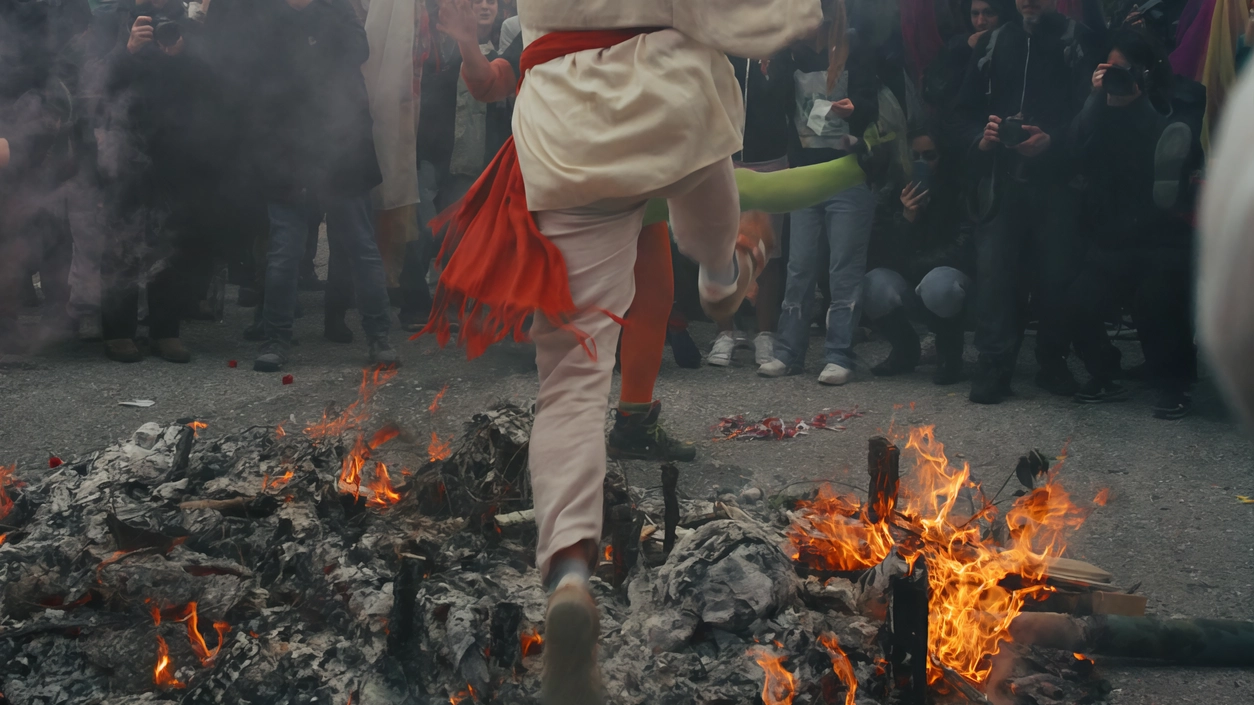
339, 434, 372, 497
428, 432, 452, 462
603, 544, 613, 562
750, 647, 797, 705
520, 628, 544, 657
151, 607, 186, 689
429, 384, 449, 414
174, 602, 230, 666
275, 422, 286, 438
365, 462, 402, 508
448, 685, 477, 704
305, 366, 399, 439
788, 426, 1092, 685
1093, 488, 1111, 506
0, 534, 6, 546
818, 634, 857, 705
0, 463, 19, 521
186, 420, 207, 437
262, 470, 294, 493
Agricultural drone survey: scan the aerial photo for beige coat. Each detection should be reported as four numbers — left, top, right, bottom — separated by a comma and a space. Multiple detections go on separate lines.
361, 0, 421, 211
513, 0, 823, 211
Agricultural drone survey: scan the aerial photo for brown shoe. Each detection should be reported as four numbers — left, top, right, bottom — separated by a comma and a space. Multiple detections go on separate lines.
155, 338, 191, 363
541, 577, 604, 705
699, 211, 773, 321
104, 338, 143, 363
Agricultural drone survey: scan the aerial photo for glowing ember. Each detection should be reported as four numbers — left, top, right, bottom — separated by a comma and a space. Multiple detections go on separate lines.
365, 462, 402, 508
448, 685, 477, 704
262, 470, 294, 493
0, 534, 7, 547
750, 646, 797, 705
428, 432, 452, 462
339, 434, 371, 498
305, 367, 398, 440
1093, 488, 1111, 506
186, 420, 208, 437
151, 608, 186, 689
520, 628, 543, 657
174, 602, 230, 666
788, 426, 1093, 685
0, 463, 19, 521
603, 544, 613, 562
275, 422, 286, 438
429, 384, 449, 414
818, 634, 857, 705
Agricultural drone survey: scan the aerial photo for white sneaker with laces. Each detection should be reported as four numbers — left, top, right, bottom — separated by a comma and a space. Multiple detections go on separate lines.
818, 363, 853, 386
757, 358, 790, 378
753, 332, 775, 365
706, 331, 744, 367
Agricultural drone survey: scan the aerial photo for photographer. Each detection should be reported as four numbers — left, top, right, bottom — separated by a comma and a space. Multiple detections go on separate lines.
955, 0, 1104, 404
863, 127, 975, 385
1065, 29, 1200, 418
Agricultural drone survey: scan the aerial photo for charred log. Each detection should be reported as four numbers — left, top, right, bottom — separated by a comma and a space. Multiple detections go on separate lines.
867, 436, 899, 524
1010, 612, 1254, 667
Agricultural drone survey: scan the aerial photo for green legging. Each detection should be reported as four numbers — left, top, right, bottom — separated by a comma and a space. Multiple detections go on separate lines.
641, 153, 868, 226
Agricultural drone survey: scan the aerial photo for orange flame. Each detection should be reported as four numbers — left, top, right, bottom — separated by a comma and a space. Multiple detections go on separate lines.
603, 544, 613, 562
429, 384, 449, 414
365, 462, 402, 508
818, 634, 857, 705
306, 367, 399, 440
186, 421, 208, 438
151, 607, 186, 689
0, 533, 6, 547
449, 685, 477, 704
1093, 488, 1111, 506
275, 422, 286, 438
520, 628, 544, 657
174, 602, 230, 666
339, 434, 372, 498
750, 647, 797, 705
428, 432, 452, 462
262, 470, 294, 493
0, 463, 19, 522
788, 426, 1090, 685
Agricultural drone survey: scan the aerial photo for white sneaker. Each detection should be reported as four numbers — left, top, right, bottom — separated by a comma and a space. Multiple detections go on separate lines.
818, 363, 853, 386
757, 358, 790, 378
753, 332, 775, 365
707, 331, 744, 367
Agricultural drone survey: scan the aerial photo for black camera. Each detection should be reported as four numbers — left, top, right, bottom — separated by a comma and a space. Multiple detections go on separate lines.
1102, 64, 1139, 97
154, 18, 181, 47
999, 116, 1026, 148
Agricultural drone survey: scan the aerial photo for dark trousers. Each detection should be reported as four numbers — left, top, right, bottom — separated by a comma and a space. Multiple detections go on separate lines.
973, 180, 1081, 371
100, 209, 190, 341
1068, 246, 1195, 389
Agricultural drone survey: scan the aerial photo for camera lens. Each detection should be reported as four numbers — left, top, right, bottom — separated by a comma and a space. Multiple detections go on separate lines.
154, 19, 181, 47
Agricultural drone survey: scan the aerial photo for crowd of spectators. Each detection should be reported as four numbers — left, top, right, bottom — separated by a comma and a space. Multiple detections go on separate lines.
1, 0, 1247, 421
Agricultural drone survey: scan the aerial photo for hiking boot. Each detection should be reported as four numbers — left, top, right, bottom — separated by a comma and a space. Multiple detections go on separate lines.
667, 328, 701, 369
932, 324, 966, 385
706, 330, 745, 367
699, 212, 772, 321
104, 338, 143, 363
818, 363, 853, 386
253, 339, 290, 372
368, 337, 401, 368
1035, 361, 1079, 397
870, 310, 920, 377
1152, 387, 1192, 420
608, 401, 697, 462
154, 338, 191, 363
753, 331, 776, 365
1074, 378, 1127, 404
325, 307, 353, 344
541, 576, 604, 705
1153, 122, 1192, 209
969, 362, 1010, 405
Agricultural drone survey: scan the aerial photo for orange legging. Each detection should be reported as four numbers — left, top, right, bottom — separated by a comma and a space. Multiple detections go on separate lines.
620, 222, 674, 405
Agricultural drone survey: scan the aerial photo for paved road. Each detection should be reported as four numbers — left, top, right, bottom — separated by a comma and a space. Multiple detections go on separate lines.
2, 282, 1251, 704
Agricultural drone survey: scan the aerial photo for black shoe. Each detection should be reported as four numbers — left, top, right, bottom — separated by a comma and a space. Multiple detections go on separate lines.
871, 310, 920, 377
1152, 388, 1192, 420
324, 310, 353, 344
1035, 361, 1079, 397
1074, 378, 1127, 404
608, 401, 696, 462
237, 286, 260, 308
970, 363, 1010, 405
254, 339, 290, 372
1153, 122, 1192, 210
667, 329, 701, 369
933, 357, 966, 385
932, 324, 966, 385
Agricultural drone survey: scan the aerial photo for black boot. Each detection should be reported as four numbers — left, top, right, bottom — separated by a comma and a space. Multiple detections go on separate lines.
871, 309, 921, 377
324, 305, 353, 344
932, 323, 967, 385
608, 401, 697, 462
1035, 358, 1079, 397
969, 359, 1011, 405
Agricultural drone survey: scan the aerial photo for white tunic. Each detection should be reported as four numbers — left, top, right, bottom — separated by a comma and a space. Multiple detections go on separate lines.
512, 0, 823, 212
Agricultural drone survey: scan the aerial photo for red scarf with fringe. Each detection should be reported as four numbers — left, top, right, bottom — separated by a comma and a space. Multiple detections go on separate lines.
416, 28, 655, 359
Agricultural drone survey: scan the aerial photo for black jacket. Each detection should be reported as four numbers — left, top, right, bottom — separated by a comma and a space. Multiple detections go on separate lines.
732, 55, 792, 164
782, 40, 880, 167
868, 175, 974, 283
956, 13, 1104, 183
207, 0, 380, 203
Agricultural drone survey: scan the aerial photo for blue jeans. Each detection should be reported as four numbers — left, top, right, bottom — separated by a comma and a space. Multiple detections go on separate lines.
863, 266, 972, 322
263, 193, 390, 342
775, 183, 875, 370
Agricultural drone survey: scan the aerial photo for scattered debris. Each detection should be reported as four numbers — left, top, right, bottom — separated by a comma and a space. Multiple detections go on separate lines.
281, 375, 293, 385
714, 408, 864, 441
119, 399, 157, 408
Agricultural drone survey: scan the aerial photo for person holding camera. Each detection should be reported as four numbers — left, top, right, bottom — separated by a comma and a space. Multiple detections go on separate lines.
863, 126, 975, 384
1065, 29, 1200, 418
955, 0, 1103, 404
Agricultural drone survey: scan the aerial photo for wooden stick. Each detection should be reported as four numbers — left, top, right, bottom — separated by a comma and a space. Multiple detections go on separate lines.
867, 436, 899, 524
662, 464, 680, 555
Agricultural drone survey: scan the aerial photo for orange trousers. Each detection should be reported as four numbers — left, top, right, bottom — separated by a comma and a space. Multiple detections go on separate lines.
620, 222, 674, 405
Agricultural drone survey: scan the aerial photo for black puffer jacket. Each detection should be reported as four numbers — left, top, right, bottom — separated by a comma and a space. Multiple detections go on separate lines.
868, 173, 974, 283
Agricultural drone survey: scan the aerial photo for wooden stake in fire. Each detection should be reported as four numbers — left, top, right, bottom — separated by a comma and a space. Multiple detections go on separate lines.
661, 463, 680, 555
867, 436, 899, 524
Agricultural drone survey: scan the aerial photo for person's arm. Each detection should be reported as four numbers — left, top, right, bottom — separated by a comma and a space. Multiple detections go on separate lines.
438, 0, 505, 100
0, 138, 10, 169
